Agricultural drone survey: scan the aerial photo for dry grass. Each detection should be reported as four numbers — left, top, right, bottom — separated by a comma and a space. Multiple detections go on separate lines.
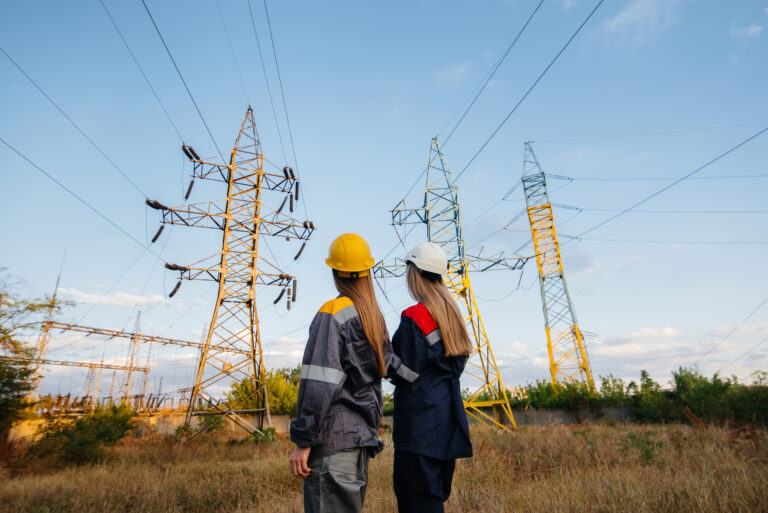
1, 421, 767, 512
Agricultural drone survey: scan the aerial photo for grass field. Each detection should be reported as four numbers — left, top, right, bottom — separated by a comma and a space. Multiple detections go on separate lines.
2, 421, 767, 512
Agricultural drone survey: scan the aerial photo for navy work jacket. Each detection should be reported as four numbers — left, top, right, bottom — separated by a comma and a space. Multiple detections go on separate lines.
389, 303, 473, 460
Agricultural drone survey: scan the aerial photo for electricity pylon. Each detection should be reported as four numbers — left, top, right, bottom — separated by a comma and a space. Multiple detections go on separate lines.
147, 106, 314, 434
522, 142, 594, 388
375, 138, 528, 429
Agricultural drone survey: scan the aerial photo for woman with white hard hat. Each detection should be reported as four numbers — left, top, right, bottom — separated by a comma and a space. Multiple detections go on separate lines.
388, 241, 473, 513
289, 233, 392, 513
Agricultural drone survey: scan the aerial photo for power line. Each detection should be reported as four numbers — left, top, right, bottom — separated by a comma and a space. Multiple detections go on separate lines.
534, 121, 768, 144
442, 0, 544, 146
98, 0, 183, 142
452, 0, 605, 184
577, 127, 768, 237
215, 0, 250, 105
552, 204, 768, 215
550, 173, 768, 182
246, 0, 288, 165
140, 0, 226, 164
262, 0, 309, 216
0, 46, 148, 197
0, 136, 162, 261
694, 294, 768, 365
562, 236, 768, 245
718, 336, 768, 373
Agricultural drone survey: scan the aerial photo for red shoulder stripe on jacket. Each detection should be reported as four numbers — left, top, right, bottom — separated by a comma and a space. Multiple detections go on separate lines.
402, 303, 438, 335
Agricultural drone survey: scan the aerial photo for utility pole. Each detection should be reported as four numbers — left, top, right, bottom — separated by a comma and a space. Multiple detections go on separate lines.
148, 106, 314, 434
522, 142, 594, 388
376, 138, 529, 429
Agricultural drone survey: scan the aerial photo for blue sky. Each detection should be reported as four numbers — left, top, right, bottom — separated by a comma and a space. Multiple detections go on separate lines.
1, 0, 767, 398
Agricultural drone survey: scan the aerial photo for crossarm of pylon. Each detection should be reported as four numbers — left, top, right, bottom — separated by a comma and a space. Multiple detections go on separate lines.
45, 321, 250, 356
191, 160, 296, 195
1, 356, 147, 373
160, 202, 314, 240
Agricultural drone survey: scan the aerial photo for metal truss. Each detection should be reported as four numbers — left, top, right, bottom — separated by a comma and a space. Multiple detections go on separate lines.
375, 138, 529, 430
148, 106, 314, 434
522, 142, 594, 388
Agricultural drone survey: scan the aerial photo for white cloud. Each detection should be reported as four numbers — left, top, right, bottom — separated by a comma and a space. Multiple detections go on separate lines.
603, 0, 684, 46
563, 0, 577, 10
60, 288, 166, 307
434, 60, 471, 87
731, 24, 765, 40
626, 326, 682, 339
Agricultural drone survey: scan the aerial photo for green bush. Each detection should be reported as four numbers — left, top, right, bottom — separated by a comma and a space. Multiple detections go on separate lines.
30, 404, 135, 464
509, 368, 768, 426
227, 366, 300, 415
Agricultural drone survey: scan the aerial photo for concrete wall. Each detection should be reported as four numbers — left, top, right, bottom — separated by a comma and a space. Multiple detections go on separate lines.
7, 413, 293, 442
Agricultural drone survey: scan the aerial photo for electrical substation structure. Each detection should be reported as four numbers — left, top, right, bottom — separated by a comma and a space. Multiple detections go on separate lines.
522, 142, 594, 388
147, 106, 314, 434
375, 138, 529, 429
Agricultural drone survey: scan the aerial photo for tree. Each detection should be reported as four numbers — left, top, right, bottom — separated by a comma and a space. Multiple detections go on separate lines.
0, 270, 66, 435
226, 366, 301, 415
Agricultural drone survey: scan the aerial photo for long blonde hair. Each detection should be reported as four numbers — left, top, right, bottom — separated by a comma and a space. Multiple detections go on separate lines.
406, 263, 472, 356
333, 270, 389, 377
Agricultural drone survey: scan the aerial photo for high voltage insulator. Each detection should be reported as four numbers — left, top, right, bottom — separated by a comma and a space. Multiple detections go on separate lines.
273, 288, 285, 304
522, 142, 594, 389
277, 195, 288, 213
294, 181, 299, 201
294, 242, 306, 260
184, 179, 194, 200
292, 280, 297, 302
182, 145, 194, 160
151, 225, 164, 243
169, 281, 181, 298
375, 138, 528, 431
148, 106, 314, 435
146, 198, 169, 210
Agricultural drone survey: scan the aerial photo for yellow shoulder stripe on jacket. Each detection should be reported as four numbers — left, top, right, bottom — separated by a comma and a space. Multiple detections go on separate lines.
318, 296, 354, 315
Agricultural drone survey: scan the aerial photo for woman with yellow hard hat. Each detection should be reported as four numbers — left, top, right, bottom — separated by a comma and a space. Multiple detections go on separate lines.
289, 233, 392, 513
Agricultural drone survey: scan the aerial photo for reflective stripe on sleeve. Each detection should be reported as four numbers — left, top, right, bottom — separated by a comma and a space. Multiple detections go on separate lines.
300, 364, 347, 385
390, 354, 420, 383
334, 305, 358, 325
425, 329, 442, 346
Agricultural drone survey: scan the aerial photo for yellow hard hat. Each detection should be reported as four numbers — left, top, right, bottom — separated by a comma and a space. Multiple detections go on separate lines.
326, 233, 375, 278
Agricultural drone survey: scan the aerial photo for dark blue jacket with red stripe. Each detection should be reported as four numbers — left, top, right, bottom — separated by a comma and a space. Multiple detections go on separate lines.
389, 303, 473, 460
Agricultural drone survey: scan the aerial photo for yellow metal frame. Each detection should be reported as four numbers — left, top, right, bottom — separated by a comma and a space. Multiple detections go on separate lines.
523, 143, 594, 388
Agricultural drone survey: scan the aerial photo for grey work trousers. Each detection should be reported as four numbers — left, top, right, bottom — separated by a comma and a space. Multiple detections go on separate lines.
304, 448, 370, 513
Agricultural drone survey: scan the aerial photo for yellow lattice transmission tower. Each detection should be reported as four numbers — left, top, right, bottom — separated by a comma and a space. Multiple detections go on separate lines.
147, 106, 314, 433
522, 142, 594, 388
376, 138, 528, 429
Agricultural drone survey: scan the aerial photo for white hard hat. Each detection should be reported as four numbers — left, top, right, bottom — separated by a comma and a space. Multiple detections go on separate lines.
405, 242, 448, 276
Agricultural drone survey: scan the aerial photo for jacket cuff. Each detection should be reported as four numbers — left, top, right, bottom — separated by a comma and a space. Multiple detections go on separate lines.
289, 416, 319, 447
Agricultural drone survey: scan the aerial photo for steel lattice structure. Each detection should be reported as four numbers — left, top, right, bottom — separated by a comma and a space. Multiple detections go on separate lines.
148, 106, 314, 434
375, 138, 528, 429
522, 142, 594, 388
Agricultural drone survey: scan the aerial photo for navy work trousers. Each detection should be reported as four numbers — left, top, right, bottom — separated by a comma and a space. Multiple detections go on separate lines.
393, 449, 456, 513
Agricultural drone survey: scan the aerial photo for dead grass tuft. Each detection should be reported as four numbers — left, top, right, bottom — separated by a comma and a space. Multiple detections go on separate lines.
1, 422, 767, 512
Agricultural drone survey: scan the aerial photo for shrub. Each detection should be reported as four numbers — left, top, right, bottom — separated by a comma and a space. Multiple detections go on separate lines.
226, 366, 300, 415
30, 404, 135, 464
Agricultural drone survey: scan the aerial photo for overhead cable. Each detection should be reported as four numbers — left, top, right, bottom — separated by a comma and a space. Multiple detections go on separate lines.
140, 0, 227, 164
442, 0, 544, 146
694, 294, 768, 365
0, 136, 162, 262
577, 126, 768, 237
98, 0, 183, 142
0, 46, 148, 197
246, 0, 288, 165
452, 0, 605, 184
262, 0, 309, 216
